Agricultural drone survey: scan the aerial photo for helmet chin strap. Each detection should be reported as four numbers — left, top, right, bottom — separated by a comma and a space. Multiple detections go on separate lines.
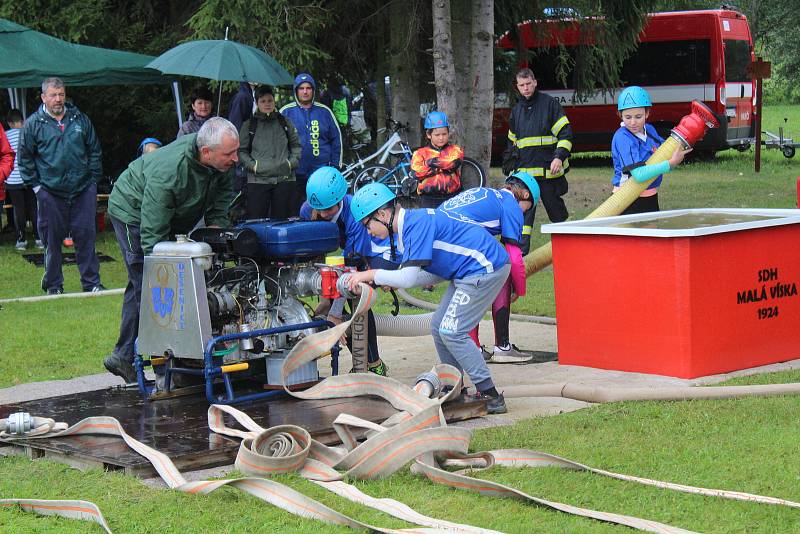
380, 205, 398, 262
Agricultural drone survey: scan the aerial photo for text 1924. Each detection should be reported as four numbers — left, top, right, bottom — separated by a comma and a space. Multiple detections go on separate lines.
757, 306, 778, 320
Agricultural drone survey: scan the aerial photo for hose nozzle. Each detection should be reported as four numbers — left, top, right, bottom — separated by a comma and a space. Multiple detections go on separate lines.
671, 100, 721, 148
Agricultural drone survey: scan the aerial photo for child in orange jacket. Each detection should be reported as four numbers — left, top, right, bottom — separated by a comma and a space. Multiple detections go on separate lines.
410, 111, 464, 208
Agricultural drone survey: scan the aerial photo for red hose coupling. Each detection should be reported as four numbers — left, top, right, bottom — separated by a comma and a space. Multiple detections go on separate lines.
320, 267, 340, 299
671, 100, 721, 147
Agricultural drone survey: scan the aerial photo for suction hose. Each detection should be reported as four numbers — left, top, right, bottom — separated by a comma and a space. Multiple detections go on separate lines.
374, 310, 432, 336
336, 273, 433, 337
524, 100, 721, 277
395, 288, 557, 325
502, 381, 800, 403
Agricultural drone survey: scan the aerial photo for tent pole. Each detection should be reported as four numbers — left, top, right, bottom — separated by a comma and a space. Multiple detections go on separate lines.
7, 88, 16, 110
172, 82, 184, 128
20, 88, 27, 117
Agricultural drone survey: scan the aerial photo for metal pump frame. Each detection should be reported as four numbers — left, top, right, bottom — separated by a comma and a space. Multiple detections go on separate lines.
134, 319, 339, 404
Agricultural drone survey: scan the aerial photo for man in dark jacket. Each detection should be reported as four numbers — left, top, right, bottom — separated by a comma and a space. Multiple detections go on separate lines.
103, 117, 238, 383
238, 85, 302, 219
17, 77, 105, 295
502, 67, 573, 223
228, 82, 257, 132
280, 73, 342, 213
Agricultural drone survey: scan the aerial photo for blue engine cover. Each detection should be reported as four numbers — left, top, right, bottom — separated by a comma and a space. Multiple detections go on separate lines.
237, 219, 339, 260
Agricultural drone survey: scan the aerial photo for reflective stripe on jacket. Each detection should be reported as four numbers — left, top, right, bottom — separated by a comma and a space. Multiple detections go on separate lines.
504, 91, 572, 179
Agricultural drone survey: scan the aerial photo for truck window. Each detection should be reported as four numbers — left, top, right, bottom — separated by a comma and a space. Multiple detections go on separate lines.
523, 40, 711, 90
724, 39, 751, 82
621, 40, 711, 86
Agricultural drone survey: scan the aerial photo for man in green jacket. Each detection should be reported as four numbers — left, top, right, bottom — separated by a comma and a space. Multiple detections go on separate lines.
103, 117, 238, 383
17, 77, 105, 295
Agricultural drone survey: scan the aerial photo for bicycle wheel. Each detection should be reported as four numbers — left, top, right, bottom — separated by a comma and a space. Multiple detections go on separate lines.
459, 157, 486, 190
352, 164, 398, 194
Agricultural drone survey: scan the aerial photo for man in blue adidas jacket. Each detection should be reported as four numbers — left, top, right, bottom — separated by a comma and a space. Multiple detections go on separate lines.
280, 73, 342, 212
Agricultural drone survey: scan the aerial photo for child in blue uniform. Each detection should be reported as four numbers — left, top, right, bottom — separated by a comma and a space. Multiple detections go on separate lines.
345, 183, 511, 414
300, 166, 395, 375
437, 171, 540, 363
612, 86, 690, 214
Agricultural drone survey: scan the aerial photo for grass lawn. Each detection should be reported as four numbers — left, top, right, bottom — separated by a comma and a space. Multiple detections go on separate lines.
1, 105, 800, 532
2, 393, 800, 533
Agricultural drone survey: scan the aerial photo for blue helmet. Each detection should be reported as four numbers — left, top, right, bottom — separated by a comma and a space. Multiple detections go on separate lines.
350, 183, 396, 222
424, 111, 449, 130
617, 86, 652, 111
307, 166, 348, 210
506, 171, 541, 204
138, 137, 162, 155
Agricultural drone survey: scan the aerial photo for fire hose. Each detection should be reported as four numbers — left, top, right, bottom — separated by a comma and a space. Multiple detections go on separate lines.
524, 100, 720, 277
5, 284, 800, 533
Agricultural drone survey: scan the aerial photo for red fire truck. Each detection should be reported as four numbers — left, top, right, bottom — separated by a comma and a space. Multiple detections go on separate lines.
493, 9, 756, 160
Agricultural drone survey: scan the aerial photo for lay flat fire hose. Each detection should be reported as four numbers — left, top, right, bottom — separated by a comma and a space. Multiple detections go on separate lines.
4, 283, 800, 534
524, 100, 721, 277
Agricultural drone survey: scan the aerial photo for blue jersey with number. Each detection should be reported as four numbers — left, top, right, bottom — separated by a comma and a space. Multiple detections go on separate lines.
437, 187, 523, 245
299, 194, 391, 260
397, 208, 508, 280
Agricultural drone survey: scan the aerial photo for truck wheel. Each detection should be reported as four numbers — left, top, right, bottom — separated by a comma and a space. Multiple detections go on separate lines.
782, 146, 795, 158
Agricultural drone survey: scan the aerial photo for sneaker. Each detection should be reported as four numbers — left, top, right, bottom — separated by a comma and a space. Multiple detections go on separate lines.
14, 240, 27, 251
488, 344, 534, 364
475, 391, 507, 414
86, 284, 107, 293
480, 345, 493, 361
46, 287, 64, 295
367, 360, 388, 376
103, 354, 137, 383
35, 239, 44, 249
63, 237, 74, 247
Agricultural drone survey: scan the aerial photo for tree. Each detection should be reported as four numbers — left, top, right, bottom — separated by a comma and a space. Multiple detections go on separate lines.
389, 0, 424, 146
186, 0, 330, 76
0, 0, 197, 177
427, 0, 659, 172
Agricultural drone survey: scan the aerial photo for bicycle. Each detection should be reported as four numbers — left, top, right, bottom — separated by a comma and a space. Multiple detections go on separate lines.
341, 118, 411, 187
352, 153, 487, 199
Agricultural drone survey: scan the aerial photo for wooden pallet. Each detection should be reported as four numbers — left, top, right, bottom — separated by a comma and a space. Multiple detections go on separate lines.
0, 385, 486, 477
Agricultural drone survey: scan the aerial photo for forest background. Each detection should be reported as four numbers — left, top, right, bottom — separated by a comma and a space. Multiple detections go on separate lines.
1, 0, 797, 178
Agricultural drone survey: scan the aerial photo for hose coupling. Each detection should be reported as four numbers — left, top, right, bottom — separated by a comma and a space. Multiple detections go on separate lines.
414, 371, 442, 399
336, 271, 359, 300
7, 412, 33, 435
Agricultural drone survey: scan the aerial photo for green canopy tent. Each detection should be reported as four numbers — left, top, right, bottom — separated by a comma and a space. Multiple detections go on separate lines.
0, 19, 183, 125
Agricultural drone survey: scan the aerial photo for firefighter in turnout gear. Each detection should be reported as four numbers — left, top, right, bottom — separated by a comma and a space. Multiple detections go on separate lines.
502, 67, 572, 223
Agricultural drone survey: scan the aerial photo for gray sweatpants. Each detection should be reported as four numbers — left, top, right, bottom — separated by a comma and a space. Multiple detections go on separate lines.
431, 263, 511, 392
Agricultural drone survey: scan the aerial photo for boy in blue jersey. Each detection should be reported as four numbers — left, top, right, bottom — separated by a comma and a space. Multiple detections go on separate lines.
345, 183, 511, 414
300, 166, 395, 375
612, 86, 690, 214
438, 171, 540, 363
